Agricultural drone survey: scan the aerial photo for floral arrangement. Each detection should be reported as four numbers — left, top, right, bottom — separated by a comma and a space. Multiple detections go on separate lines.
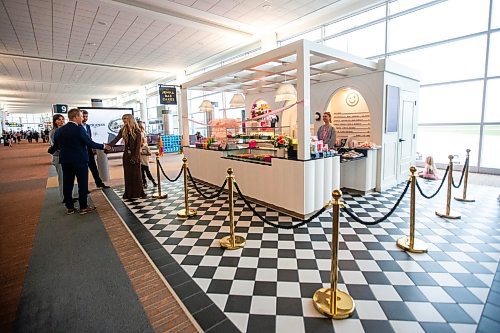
273, 134, 291, 149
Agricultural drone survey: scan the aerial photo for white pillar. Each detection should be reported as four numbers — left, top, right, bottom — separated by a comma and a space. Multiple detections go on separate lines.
180, 86, 189, 146
296, 43, 311, 160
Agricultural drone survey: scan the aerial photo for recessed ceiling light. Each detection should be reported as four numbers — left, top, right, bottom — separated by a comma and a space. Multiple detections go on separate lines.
97, 21, 107, 26
262, 1, 272, 9
86, 42, 97, 46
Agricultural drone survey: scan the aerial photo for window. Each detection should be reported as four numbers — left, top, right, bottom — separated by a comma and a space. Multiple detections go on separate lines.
281, 28, 322, 45
419, 81, 484, 124
492, 0, 500, 29
324, 5, 386, 37
480, 125, 500, 168
416, 125, 480, 166
488, 31, 500, 77
388, 0, 489, 52
324, 22, 385, 58
389, 0, 435, 15
485, 78, 500, 122
389, 36, 487, 84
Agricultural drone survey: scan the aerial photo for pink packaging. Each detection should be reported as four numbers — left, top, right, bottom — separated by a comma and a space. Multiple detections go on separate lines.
248, 140, 257, 149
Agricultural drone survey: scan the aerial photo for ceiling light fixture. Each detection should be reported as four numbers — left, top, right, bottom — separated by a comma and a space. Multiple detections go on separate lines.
275, 65, 297, 102
229, 93, 245, 108
86, 42, 97, 46
97, 21, 107, 26
262, 1, 272, 9
199, 100, 214, 112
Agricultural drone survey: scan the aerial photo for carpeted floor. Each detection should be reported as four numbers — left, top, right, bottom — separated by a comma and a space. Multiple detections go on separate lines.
0, 142, 51, 332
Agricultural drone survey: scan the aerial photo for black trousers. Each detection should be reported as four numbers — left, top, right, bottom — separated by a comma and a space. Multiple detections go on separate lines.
62, 162, 88, 209
141, 164, 155, 185
87, 149, 104, 186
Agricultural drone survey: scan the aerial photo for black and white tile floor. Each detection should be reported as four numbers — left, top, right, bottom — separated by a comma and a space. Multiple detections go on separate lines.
107, 176, 500, 333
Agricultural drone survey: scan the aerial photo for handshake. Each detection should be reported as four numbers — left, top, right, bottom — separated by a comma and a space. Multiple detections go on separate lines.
103, 143, 112, 151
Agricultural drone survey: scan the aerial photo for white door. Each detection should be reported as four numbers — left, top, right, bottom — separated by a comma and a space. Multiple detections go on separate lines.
397, 91, 417, 183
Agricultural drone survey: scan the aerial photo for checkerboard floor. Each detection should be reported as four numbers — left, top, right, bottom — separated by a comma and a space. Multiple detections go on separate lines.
112, 177, 500, 333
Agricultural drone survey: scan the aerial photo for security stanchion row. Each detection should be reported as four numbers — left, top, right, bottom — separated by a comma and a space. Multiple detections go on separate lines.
396, 166, 428, 253
454, 149, 475, 202
153, 153, 168, 199
148, 149, 476, 320
177, 158, 197, 218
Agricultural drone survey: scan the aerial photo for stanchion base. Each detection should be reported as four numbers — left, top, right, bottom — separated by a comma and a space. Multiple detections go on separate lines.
435, 210, 461, 219
313, 288, 355, 319
177, 208, 197, 218
396, 236, 428, 253
220, 235, 246, 250
153, 193, 168, 199
454, 196, 475, 202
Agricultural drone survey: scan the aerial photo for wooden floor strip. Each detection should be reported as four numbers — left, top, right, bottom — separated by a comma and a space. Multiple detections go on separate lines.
93, 190, 202, 333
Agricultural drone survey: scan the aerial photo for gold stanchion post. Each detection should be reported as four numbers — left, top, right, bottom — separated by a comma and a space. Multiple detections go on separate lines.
397, 166, 428, 253
313, 190, 354, 319
220, 168, 246, 250
153, 153, 168, 199
455, 149, 475, 202
177, 157, 197, 218
436, 155, 461, 219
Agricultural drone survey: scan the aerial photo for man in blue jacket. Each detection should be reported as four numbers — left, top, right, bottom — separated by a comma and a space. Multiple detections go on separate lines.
54, 108, 110, 215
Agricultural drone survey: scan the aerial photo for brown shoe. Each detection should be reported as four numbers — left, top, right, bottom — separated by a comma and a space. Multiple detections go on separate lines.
79, 206, 97, 215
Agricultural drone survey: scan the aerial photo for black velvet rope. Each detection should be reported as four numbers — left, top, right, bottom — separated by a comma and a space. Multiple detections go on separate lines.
341, 180, 411, 226
233, 181, 328, 229
157, 160, 183, 182
186, 168, 228, 200
415, 165, 449, 199
452, 158, 468, 189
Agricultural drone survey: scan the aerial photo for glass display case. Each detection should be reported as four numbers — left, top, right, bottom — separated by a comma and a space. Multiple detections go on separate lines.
225, 126, 290, 164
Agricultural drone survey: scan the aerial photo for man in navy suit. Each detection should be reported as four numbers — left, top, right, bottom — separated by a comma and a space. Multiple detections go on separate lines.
82, 110, 109, 189
54, 108, 110, 215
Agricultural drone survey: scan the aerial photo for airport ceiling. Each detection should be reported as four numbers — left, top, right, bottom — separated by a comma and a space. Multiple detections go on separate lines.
0, 0, 379, 114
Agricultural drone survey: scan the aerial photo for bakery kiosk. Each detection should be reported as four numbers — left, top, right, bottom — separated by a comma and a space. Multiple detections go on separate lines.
179, 39, 419, 217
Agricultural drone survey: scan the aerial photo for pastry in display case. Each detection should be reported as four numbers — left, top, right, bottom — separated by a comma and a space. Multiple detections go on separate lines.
225, 126, 290, 164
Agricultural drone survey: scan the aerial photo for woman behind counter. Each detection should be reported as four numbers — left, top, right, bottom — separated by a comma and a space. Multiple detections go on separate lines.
317, 112, 336, 150
108, 114, 146, 199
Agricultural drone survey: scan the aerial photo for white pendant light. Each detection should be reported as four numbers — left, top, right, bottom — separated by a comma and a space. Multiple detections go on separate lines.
229, 93, 245, 107
199, 100, 214, 112
275, 83, 297, 102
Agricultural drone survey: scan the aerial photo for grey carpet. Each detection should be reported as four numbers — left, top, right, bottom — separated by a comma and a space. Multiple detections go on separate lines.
14, 183, 153, 333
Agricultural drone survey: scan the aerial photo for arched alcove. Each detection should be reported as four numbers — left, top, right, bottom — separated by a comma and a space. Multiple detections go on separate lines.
326, 87, 372, 143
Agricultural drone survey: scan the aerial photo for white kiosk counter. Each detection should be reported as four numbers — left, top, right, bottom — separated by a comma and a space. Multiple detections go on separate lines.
184, 147, 340, 218
340, 148, 380, 193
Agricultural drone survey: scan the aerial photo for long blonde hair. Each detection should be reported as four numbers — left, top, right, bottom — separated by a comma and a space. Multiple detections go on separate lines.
121, 114, 139, 143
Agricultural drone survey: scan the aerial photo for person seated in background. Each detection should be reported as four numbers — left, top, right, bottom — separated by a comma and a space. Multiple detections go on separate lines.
418, 155, 439, 180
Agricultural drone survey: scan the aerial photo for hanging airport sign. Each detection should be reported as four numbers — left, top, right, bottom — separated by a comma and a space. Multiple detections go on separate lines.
53, 104, 68, 114
159, 85, 177, 105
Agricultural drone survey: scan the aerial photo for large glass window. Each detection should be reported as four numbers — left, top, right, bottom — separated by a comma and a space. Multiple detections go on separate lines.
389, 0, 435, 15
481, 125, 500, 168
492, 0, 500, 29
488, 31, 500, 76
388, 0, 489, 52
324, 22, 385, 58
416, 125, 480, 166
419, 81, 484, 123
389, 36, 487, 84
324, 5, 386, 37
484, 78, 500, 122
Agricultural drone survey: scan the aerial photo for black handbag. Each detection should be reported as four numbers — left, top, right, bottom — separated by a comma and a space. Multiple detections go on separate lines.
47, 145, 57, 155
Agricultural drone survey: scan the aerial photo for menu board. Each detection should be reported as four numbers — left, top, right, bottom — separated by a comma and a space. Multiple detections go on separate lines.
159, 85, 177, 105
